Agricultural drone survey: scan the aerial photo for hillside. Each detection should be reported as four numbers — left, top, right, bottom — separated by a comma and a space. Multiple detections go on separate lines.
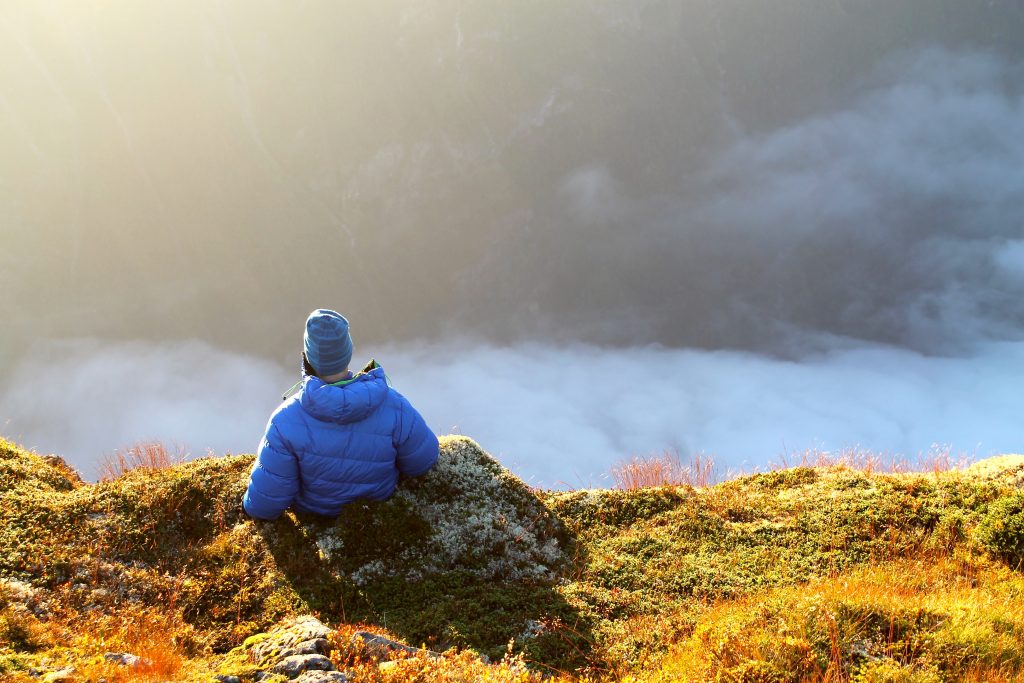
1, 436, 1023, 682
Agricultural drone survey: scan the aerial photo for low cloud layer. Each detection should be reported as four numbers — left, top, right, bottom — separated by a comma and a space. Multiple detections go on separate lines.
0, 340, 292, 478
2, 339, 1020, 486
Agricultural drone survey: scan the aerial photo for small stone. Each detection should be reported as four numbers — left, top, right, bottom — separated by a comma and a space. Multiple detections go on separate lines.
104, 652, 141, 667
213, 676, 242, 683
294, 638, 332, 656
294, 672, 347, 683
42, 669, 74, 683
271, 654, 334, 678
352, 631, 436, 661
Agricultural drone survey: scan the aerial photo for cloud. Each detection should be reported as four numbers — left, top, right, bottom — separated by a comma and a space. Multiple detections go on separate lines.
673, 48, 1024, 353
0, 339, 292, 479
3, 338, 1021, 486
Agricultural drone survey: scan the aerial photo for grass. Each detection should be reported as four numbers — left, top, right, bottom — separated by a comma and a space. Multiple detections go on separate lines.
99, 440, 187, 481
642, 554, 1024, 682
610, 451, 716, 489
0, 434, 1022, 681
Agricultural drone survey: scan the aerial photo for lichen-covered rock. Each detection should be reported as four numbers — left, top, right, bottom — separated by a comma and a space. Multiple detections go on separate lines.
293, 672, 347, 683
307, 436, 568, 586
249, 616, 333, 667
216, 616, 337, 681
271, 654, 334, 678
352, 630, 435, 661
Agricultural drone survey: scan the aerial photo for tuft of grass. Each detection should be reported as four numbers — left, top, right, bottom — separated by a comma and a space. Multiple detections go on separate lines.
611, 450, 716, 489
64, 608, 191, 682
0, 595, 50, 653
99, 441, 187, 481
773, 443, 973, 477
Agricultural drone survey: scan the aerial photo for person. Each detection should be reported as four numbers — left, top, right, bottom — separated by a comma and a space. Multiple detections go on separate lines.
242, 309, 439, 520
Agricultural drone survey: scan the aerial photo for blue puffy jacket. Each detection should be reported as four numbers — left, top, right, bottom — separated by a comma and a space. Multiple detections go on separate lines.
242, 365, 439, 520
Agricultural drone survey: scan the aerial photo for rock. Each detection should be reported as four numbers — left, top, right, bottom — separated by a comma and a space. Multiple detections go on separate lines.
253, 674, 287, 683
213, 676, 241, 683
270, 654, 334, 678
293, 638, 332, 656
103, 652, 141, 666
250, 617, 333, 666
314, 436, 568, 586
352, 631, 437, 661
41, 669, 74, 683
294, 672, 347, 683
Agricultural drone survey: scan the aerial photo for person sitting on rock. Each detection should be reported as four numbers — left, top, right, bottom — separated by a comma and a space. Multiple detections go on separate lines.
243, 309, 439, 520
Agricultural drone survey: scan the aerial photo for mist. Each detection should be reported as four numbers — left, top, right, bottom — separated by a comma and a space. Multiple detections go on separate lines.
2, 1, 1023, 481
3, 2, 1024, 356
3, 339, 1021, 486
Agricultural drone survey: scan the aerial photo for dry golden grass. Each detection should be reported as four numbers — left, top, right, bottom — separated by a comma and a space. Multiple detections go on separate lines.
638, 554, 1024, 683
0, 604, 193, 683
773, 443, 973, 476
612, 444, 977, 493
610, 451, 716, 489
99, 441, 186, 481
327, 623, 578, 683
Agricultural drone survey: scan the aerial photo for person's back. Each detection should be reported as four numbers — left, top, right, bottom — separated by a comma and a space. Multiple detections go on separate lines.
243, 309, 439, 520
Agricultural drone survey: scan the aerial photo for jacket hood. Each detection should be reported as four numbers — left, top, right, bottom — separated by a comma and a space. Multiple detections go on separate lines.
298, 366, 390, 424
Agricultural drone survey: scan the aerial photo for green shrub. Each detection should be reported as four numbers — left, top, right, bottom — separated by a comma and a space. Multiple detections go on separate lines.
853, 659, 941, 683
976, 492, 1024, 567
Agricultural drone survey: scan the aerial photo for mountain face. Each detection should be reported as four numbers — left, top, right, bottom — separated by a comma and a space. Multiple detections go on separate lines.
3, 0, 1024, 362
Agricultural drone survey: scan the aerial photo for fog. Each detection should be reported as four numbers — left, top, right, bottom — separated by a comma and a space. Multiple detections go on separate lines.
3, 338, 1021, 485
2, 1, 1023, 481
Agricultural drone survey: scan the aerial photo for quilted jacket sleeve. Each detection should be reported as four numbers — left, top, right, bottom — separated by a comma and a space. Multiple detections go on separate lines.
243, 421, 299, 520
393, 392, 439, 477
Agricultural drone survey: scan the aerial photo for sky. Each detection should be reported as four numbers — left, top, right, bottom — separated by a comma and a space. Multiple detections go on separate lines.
1, 1, 1022, 484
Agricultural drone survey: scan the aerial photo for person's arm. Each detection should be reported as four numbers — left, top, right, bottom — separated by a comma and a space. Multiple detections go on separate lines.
393, 393, 439, 477
243, 422, 299, 520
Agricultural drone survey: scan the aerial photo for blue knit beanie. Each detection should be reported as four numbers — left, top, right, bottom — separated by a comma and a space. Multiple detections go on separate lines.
304, 309, 353, 377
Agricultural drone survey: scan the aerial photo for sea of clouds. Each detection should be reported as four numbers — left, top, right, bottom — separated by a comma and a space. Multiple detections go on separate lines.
2, 338, 1022, 486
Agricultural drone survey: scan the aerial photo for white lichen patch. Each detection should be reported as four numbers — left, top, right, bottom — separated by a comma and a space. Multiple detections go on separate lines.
315, 528, 345, 562
967, 455, 1024, 487
344, 436, 566, 585
0, 577, 36, 603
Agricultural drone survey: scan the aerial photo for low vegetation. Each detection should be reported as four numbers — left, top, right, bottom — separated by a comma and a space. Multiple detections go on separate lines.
0, 434, 1022, 681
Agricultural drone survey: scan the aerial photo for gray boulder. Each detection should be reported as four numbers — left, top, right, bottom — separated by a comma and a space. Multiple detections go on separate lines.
271, 654, 334, 679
